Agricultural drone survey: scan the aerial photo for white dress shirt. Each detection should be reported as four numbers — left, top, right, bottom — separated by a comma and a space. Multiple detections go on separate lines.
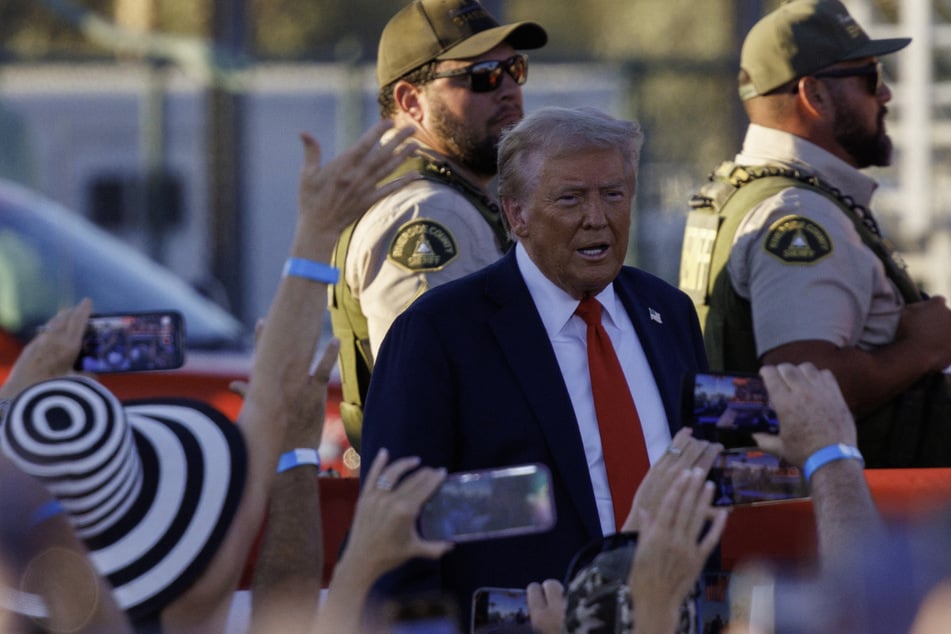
515, 244, 672, 535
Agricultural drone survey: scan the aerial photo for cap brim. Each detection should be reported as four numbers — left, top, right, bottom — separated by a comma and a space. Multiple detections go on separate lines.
436, 21, 547, 60
844, 37, 911, 61
740, 36, 912, 101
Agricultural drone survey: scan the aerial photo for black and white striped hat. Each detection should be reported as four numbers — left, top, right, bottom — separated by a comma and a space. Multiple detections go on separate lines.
0, 375, 246, 621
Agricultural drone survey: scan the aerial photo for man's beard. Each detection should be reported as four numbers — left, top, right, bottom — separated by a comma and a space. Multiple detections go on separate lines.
429, 102, 500, 178
833, 101, 892, 168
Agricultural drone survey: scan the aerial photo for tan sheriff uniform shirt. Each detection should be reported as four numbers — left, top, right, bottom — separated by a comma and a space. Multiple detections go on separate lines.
727, 124, 904, 357
346, 148, 505, 359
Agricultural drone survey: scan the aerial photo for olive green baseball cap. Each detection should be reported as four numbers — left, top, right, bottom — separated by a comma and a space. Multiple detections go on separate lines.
377, 0, 547, 87
739, 0, 910, 100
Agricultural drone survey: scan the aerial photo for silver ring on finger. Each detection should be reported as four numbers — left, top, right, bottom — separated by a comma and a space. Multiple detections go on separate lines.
376, 476, 395, 491
666, 445, 684, 457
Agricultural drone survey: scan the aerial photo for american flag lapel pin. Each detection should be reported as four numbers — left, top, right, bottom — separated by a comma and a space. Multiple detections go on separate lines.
649, 308, 663, 324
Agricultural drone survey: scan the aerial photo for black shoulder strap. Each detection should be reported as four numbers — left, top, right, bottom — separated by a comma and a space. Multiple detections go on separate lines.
684, 162, 922, 308
734, 165, 923, 304
411, 152, 513, 251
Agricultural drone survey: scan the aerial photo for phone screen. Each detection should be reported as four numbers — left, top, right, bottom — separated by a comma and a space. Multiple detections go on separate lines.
709, 448, 807, 507
686, 372, 779, 446
471, 587, 532, 634
74, 311, 186, 373
701, 572, 731, 633
418, 463, 556, 542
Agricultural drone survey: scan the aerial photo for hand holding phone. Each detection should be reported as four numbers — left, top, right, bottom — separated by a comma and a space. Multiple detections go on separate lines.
74, 311, 185, 373
418, 464, 556, 543
684, 373, 807, 507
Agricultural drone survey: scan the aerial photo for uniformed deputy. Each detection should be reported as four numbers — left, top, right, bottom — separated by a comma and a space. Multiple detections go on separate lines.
329, 0, 547, 451
678, 0, 951, 467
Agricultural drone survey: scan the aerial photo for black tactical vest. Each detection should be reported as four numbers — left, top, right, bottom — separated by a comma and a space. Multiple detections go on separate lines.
680, 162, 951, 467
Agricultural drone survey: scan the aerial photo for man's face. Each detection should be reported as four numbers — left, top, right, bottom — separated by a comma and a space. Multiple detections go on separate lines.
419, 43, 523, 177
826, 59, 894, 168
505, 147, 634, 300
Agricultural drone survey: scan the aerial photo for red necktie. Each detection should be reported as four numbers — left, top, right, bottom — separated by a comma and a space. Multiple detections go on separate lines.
575, 296, 650, 531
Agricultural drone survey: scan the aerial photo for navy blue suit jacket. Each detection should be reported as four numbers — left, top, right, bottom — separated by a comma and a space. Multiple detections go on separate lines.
360, 248, 708, 623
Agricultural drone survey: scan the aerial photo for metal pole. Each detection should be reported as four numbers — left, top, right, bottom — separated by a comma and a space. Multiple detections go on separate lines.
899, 0, 932, 243
732, 0, 764, 148
334, 36, 365, 153
142, 59, 169, 262
208, 0, 247, 317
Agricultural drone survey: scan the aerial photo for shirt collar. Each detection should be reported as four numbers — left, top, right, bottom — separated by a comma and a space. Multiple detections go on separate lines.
381, 128, 491, 197
515, 243, 620, 337
736, 124, 879, 209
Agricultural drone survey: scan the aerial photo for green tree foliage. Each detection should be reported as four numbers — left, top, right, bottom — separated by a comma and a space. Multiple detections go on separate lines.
0, 0, 900, 65
250, 0, 405, 60
514, 0, 732, 61
1, 0, 114, 60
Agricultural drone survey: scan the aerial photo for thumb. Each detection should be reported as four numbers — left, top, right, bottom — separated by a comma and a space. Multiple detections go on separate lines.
229, 380, 249, 398
300, 131, 322, 166
415, 540, 454, 560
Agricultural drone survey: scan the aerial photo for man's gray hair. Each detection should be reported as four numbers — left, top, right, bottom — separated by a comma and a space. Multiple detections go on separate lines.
497, 106, 644, 202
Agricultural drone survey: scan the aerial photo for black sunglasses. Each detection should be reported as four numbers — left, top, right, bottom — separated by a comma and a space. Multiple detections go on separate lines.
812, 62, 883, 96
563, 531, 637, 586
429, 54, 529, 93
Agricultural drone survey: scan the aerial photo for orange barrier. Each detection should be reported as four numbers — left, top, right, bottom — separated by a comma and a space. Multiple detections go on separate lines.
319, 477, 361, 585
719, 468, 951, 568
240, 469, 951, 588
239, 476, 360, 589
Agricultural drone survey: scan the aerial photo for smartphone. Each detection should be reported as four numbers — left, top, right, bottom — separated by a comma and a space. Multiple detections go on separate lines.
708, 447, 807, 507
471, 587, 532, 634
74, 311, 186, 373
418, 463, 556, 542
685, 372, 779, 446
700, 572, 731, 632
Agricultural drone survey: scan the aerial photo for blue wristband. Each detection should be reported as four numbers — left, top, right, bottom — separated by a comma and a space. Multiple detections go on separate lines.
283, 258, 340, 284
30, 500, 65, 527
802, 443, 864, 482
277, 448, 321, 473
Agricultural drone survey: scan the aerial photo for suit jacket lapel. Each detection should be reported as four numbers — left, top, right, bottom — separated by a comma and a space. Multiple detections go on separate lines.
615, 275, 682, 434
483, 251, 601, 540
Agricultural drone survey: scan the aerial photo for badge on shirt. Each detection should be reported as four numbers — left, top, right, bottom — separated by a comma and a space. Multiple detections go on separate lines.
388, 219, 459, 271
763, 215, 833, 264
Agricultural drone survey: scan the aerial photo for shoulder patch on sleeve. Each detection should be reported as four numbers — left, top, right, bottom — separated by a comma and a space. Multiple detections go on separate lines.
763, 215, 833, 264
387, 219, 459, 271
